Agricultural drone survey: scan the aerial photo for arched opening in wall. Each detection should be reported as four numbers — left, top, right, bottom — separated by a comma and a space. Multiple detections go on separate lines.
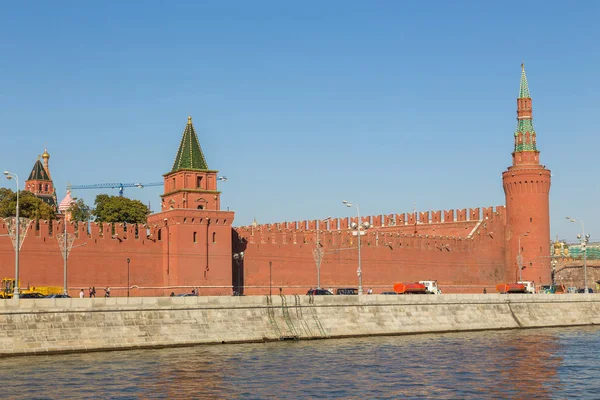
197, 205, 204, 210
193, 232, 197, 243
45, 184, 48, 191
197, 176, 203, 189
530, 217, 533, 222
158, 229, 162, 241
39, 184, 42, 191
212, 232, 216, 243
171, 178, 176, 190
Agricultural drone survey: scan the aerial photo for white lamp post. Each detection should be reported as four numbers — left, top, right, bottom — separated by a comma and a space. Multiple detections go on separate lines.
566, 217, 590, 293
517, 231, 529, 282
3, 171, 20, 299
342, 200, 370, 295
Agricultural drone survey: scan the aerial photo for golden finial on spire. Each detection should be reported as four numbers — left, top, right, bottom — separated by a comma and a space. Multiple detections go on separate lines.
187, 116, 192, 125
521, 62, 525, 70
42, 146, 50, 159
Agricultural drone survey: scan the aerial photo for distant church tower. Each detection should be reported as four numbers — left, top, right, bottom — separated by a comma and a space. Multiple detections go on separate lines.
502, 65, 551, 284
147, 116, 234, 292
24, 148, 57, 211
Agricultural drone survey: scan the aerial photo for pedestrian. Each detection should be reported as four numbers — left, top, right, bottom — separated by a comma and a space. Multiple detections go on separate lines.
88, 287, 93, 298
79, 289, 84, 298
91, 287, 96, 298
483, 287, 487, 294
191, 289, 196, 296
367, 288, 373, 295
170, 292, 175, 297
105, 286, 110, 298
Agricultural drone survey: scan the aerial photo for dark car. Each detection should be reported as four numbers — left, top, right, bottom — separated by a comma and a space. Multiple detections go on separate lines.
20, 292, 45, 299
306, 289, 332, 295
176, 293, 198, 297
577, 288, 594, 293
336, 288, 359, 295
45, 294, 71, 298
381, 291, 398, 295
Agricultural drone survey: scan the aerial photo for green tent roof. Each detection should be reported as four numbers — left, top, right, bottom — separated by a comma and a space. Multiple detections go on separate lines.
27, 159, 50, 181
519, 63, 530, 99
171, 117, 208, 172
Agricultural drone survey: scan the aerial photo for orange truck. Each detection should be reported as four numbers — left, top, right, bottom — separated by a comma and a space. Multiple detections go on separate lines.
496, 283, 527, 294
393, 282, 428, 294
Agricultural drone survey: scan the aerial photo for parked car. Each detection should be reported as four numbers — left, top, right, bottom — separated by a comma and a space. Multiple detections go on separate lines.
335, 288, 358, 295
20, 292, 45, 299
381, 291, 398, 295
577, 288, 594, 293
45, 294, 71, 298
306, 289, 332, 296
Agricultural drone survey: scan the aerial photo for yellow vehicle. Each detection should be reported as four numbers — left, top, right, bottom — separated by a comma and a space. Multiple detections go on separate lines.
0, 278, 63, 299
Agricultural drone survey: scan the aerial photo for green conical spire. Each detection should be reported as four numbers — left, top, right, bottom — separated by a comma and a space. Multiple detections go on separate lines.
171, 116, 208, 172
519, 63, 530, 98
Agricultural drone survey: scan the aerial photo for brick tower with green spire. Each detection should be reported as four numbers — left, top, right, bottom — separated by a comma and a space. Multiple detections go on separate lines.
502, 64, 552, 285
147, 116, 234, 293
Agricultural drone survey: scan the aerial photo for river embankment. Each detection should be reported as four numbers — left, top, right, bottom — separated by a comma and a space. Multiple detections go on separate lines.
1, 294, 599, 356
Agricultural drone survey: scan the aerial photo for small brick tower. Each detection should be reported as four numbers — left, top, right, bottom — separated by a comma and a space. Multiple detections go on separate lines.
502, 64, 552, 284
24, 148, 57, 211
148, 117, 234, 293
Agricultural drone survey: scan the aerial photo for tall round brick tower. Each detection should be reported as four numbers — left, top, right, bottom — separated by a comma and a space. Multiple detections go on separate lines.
502, 64, 552, 285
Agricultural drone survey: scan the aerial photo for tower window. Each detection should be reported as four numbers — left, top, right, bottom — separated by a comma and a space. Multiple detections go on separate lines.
171, 178, 176, 190
197, 176, 203, 189
193, 232, 197, 243
530, 218, 533, 223
39, 184, 42, 191
158, 229, 162, 241
198, 205, 204, 210
212, 232, 216, 243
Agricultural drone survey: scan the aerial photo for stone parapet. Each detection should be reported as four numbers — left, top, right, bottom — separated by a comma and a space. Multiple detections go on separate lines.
1, 295, 599, 356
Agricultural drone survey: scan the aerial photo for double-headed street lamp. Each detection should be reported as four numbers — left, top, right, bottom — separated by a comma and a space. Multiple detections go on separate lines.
3, 171, 20, 299
313, 216, 331, 289
517, 231, 529, 282
566, 216, 590, 293
342, 200, 370, 295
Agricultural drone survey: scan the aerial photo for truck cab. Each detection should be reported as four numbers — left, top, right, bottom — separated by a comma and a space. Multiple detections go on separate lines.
418, 280, 441, 294
517, 281, 536, 294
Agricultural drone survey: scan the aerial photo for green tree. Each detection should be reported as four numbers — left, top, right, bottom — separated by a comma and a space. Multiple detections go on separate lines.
93, 194, 150, 224
0, 189, 56, 220
69, 198, 93, 222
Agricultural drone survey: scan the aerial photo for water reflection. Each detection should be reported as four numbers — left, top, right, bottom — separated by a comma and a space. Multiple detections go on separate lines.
1, 326, 598, 399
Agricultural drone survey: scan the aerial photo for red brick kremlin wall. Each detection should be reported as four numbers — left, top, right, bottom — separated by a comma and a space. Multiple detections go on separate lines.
0, 206, 510, 296
234, 206, 508, 294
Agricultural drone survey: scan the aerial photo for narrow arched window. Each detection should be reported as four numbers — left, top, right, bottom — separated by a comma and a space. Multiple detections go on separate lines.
193, 232, 197, 243
157, 229, 162, 241
212, 232, 216, 243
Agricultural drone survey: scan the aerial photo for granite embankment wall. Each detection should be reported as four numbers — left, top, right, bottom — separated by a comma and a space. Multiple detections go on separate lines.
1, 294, 599, 356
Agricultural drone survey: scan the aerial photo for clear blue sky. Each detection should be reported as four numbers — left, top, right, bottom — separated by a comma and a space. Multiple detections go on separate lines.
1, 1, 598, 242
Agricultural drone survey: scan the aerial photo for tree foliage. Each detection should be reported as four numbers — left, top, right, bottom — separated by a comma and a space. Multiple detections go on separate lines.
93, 194, 149, 224
69, 198, 93, 222
0, 188, 56, 221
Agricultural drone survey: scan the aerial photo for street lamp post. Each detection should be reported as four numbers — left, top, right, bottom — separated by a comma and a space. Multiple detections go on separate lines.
517, 231, 529, 282
314, 217, 331, 289
127, 258, 131, 297
567, 217, 590, 293
3, 171, 20, 299
269, 261, 272, 296
342, 200, 370, 295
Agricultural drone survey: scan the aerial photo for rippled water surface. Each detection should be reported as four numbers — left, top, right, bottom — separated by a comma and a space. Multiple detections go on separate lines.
2, 327, 600, 399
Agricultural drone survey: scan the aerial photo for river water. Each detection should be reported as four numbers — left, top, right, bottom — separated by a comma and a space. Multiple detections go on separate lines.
2, 326, 599, 399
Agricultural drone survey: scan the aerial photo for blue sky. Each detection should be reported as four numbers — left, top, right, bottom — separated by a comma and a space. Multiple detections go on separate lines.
0, 1, 598, 241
